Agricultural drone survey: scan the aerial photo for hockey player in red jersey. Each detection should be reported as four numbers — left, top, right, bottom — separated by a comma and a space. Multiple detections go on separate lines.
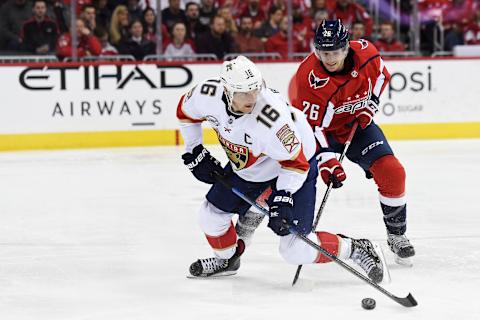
291, 20, 415, 264
178, 56, 387, 280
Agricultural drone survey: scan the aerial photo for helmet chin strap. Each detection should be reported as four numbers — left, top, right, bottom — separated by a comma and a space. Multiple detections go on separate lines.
224, 87, 247, 116
229, 103, 248, 116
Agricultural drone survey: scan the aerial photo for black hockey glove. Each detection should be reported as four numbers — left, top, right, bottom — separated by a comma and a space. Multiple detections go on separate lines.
182, 144, 224, 184
267, 190, 296, 236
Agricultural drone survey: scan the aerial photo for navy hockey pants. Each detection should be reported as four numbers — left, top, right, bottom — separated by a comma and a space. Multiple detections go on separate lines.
206, 157, 318, 235
323, 122, 394, 171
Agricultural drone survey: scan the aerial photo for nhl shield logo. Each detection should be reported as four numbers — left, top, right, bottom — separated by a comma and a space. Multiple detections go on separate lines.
308, 70, 329, 89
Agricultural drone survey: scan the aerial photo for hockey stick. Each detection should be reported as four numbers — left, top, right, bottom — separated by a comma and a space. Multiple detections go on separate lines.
213, 172, 417, 308
292, 122, 359, 286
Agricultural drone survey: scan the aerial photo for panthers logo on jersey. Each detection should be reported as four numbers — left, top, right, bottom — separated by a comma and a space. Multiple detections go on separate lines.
216, 132, 251, 170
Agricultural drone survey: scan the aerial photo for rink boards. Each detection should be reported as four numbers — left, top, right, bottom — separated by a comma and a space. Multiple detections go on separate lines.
0, 57, 479, 151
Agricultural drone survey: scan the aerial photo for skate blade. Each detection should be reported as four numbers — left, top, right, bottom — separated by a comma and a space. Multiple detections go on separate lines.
372, 241, 391, 284
186, 270, 238, 279
394, 255, 413, 267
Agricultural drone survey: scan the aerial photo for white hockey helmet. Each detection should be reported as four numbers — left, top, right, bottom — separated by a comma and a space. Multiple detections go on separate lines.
220, 56, 263, 113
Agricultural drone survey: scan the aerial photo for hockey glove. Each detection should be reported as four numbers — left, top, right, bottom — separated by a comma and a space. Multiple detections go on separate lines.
182, 144, 224, 184
356, 94, 379, 129
319, 152, 346, 188
267, 190, 295, 236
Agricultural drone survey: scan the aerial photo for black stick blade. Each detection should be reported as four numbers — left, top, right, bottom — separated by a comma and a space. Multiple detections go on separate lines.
394, 293, 418, 307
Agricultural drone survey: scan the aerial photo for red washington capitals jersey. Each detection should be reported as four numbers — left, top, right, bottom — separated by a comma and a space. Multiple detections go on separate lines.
291, 40, 391, 144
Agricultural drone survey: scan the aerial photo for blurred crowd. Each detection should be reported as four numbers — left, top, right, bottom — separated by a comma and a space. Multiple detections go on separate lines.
0, 0, 478, 60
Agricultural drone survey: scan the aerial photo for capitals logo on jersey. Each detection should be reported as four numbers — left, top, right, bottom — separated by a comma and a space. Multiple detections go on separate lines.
334, 78, 376, 115
308, 70, 329, 89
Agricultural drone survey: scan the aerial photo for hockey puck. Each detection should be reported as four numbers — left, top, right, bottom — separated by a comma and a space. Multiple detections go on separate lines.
361, 298, 376, 310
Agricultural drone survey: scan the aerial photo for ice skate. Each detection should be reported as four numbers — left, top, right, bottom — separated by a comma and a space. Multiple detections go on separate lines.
387, 233, 415, 266
349, 238, 385, 283
188, 239, 245, 278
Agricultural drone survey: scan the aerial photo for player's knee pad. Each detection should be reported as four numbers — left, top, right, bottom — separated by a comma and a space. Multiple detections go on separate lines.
314, 232, 339, 263
198, 200, 237, 252
370, 155, 406, 199
279, 233, 318, 265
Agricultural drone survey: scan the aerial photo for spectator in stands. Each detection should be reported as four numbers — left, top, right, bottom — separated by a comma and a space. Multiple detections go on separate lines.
374, 21, 405, 52
267, 0, 285, 13
237, 0, 266, 29
312, 9, 329, 27
254, 5, 283, 42
199, 0, 217, 28
218, 0, 241, 16
310, 0, 333, 17
128, 0, 143, 21
350, 21, 366, 41
164, 21, 195, 57
118, 18, 155, 60
51, 1, 68, 33
56, 18, 101, 59
63, 0, 92, 16
141, 7, 170, 48
94, 0, 111, 30
159, 21, 171, 49
307, 9, 329, 50
417, 0, 473, 53
234, 15, 264, 53
94, 26, 118, 55
464, 8, 480, 44
442, 0, 474, 31
292, 3, 313, 53
265, 15, 301, 58
142, 7, 156, 41
142, 7, 170, 47
0, 0, 33, 51
185, 2, 208, 40
442, 0, 473, 51
444, 23, 464, 50
81, 4, 97, 32
331, 0, 373, 36
218, 6, 238, 35
109, 4, 130, 46
21, 0, 57, 54
162, 0, 186, 31
195, 15, 233, 59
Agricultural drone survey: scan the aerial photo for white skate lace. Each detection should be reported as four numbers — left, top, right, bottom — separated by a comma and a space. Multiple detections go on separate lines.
200, 257, 227, 274
351, 241, 379, 274
388, 234, 411, 249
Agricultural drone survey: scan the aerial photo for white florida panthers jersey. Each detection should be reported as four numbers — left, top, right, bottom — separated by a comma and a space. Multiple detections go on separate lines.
177, 78, 316, 194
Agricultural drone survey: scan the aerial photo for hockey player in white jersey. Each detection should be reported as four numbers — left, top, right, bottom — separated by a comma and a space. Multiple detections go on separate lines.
178, 56, 386, 282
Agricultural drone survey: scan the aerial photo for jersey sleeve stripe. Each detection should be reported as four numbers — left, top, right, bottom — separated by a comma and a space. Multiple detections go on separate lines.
359, 53, 380, 70
279, 146, 310, 173
379, 61, 391, 95
176, 94, 203, 123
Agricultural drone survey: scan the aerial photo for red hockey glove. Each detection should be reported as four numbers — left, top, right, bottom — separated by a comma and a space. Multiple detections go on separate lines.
319, 152, 346, 188
356, 95, 379, 129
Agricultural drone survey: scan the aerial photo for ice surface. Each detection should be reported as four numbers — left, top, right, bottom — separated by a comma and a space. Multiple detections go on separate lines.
0, 139, 479, 320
